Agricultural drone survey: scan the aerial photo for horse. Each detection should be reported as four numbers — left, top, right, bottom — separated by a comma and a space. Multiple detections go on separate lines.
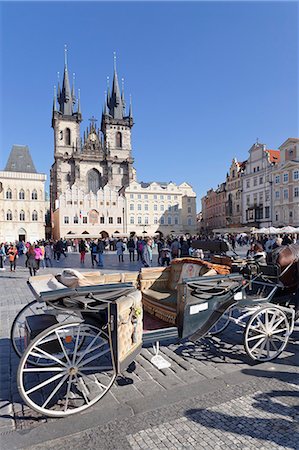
271, 243, 299, 294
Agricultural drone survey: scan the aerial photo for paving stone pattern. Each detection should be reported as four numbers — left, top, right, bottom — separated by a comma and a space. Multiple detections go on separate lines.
0, 250, 298, 448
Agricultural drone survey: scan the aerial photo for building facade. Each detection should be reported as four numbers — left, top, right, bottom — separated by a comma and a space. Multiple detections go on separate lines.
0, 146, 46, 242
122, 180, 197, 236
50, 50, 134, 215
242, 142, 280, 228
52, 185, 126, 240
201, 183, 226, 232
272, 138, 299, 227
225, 158, 246, 228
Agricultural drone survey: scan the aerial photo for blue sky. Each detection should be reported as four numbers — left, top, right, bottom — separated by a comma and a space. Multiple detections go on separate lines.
0, 1, 298, 207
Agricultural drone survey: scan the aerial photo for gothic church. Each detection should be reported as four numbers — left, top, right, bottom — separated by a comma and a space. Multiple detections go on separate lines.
50, 50, 134, 213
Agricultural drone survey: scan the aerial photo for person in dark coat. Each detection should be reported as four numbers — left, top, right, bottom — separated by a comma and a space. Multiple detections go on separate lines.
127, 238, 136, 262
142, 238, 153, 267
26, 245, 38, 276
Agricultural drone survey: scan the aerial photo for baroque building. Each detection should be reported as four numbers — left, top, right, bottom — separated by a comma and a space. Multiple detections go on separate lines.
241, 142, 280, 228
272, 138, 299, 227
225, 158, 246, 228
0, 145, 46, 242
50, 50, 134, 215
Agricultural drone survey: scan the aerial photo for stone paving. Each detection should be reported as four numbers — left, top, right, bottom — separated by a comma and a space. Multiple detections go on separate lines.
0, 248, 298, 449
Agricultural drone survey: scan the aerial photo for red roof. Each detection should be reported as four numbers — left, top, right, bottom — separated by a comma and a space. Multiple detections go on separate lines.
266, 150, 280, 163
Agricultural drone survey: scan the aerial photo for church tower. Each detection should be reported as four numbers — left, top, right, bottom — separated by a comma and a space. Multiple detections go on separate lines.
101, 54, 134, 190
50, 46, 82, 211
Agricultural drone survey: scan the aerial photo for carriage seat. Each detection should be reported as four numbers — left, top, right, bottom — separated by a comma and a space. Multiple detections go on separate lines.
56, 269, 139, 289
140, 258, 231, 325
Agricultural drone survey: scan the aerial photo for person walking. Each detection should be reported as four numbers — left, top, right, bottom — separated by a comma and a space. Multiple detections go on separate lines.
160, 241, 171, 266
8, 245, 18, 272
116, 239, 124, 263
26, 245, 38, 276
127, 237, 136, 262
142, 237, 153, 267
90, 241, 98, 267
97, 239, 105, 268
44, 242, 53, 267
34, 244, 43, 270
170, 238, 181, 259
79, 239, 87, 264
0, 243, 6, 270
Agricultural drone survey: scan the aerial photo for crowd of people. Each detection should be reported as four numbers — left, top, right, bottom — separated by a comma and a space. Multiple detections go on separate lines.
0, 232, 297, 275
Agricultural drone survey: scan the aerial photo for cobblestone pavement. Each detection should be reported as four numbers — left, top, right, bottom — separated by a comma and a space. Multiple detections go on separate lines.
22, 376, 299, 450
0, 247, 298, 449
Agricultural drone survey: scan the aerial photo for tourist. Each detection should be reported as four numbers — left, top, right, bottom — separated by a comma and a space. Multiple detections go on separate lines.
142, 237, 153, 267
116, 239, 124, 262
34, 244, 43, 270
160, 241, 171, 266
127, 237, 136, 262
170, 238, 181, 259
8, 245, 18, 272
44, 242, 54, 267
97, 239, 105, 268
180, 237, 189, 257
252, 243, 267, 264
26, 245, 38, 276
90, 240, 98, 267
79, 239, 87, 264
0, 243, 6, 270
39, 242, 46, 268
282, 234, 292, 246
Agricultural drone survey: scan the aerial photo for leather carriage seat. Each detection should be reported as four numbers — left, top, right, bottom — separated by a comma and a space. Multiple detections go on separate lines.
56, 269, 139, 289
140, 258, 231, 325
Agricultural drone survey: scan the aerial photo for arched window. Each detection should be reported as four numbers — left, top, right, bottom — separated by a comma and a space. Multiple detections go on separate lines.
32, 210, 38, 221
20, 210, 25, 221
32, 189, 38, 200
65, 128, 71, 146
6, 189, 12, 199
87, 169, 101, 194
116, 132, 122, 148
6, 210, 12, 220
19, 189, 25, 200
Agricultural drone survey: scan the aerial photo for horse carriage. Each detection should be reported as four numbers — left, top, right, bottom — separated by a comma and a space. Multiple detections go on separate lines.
11, 245, 298, 418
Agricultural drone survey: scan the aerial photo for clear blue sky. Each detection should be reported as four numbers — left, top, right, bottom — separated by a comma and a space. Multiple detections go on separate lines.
0, 1, 298, 208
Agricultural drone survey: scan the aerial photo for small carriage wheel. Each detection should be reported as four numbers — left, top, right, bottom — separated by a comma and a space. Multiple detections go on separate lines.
244, 306, 290, 362
11, 300, 82, 365
17, 321, 116, 417
209, 307, 233, 336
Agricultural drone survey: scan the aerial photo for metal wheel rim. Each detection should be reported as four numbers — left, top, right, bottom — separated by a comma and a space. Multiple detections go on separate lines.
18, 321, 116, 417
244, 307, 290, 362
11, 300, 81, 366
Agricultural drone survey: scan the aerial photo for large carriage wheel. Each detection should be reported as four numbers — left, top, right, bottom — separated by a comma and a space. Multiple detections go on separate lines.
244, 306, 290, 362
209, 307, 233, 336
11, 300, 81, 364
18, 321, 116, 417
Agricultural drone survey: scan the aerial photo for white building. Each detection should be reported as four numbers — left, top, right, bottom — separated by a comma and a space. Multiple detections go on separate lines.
272, 137, 299, 227
52, 184, 126, 239
122, 180, 197, 236
242, 142, 280, 228
0, 146, 47, 243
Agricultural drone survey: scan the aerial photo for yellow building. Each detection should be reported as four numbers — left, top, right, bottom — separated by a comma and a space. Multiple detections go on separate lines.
0, 146, 46, 243
122, 180, 197, 236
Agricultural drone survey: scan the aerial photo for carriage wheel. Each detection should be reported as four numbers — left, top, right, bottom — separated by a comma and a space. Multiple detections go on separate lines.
11, 300, 82, 364
209, 307, 233, 336
244, 306, 290, 362
18, 321, 116, 417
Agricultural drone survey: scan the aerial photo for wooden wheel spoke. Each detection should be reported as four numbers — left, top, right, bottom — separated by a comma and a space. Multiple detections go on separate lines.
55, 330, 72, 365
78, 348, 110, 369
32, 346, 68, 367
64, 375, 74, 412
75, 331, 103, 366
247, 334, 266, 342
271, 317, 285, 331
251, 337, 266, 353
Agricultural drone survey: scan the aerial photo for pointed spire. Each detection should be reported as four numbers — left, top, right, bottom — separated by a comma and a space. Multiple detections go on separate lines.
106, 76, 110, 106
57, 72, 61, 100
129, 94, 133, 118
103, 90, 108, 115
77, 88, 81, 115
121, 77, 126, 113
109, 51, 123, 119
72, 73, 76, 105
60, 44, 73, 115
53, 85, 57, 112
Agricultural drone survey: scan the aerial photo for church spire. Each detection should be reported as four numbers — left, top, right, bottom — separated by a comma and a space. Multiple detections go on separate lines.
71, 73, 76, 105
121, 77, 126, 114
77, 88, 81, 115
53, 85, 57, 113
58, 45, 73, 115
129, 94, 133, 118
108, 52, 123, 119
